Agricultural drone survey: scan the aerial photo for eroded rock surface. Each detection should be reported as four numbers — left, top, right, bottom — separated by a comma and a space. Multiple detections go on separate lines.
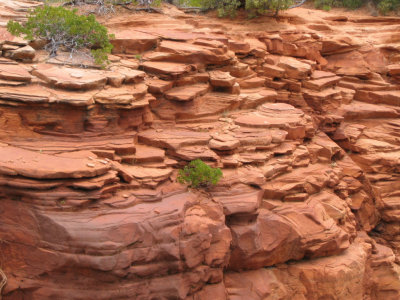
1, 2, 400, 299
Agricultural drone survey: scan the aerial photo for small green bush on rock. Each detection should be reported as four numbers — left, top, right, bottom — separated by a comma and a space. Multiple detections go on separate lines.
7, 5, 114, 67
177, 159, 223, 188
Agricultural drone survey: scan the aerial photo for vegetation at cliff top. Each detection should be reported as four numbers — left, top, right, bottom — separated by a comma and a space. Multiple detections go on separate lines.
177, 159, 223, 189
199, 0, 294, 17
375, 0, 400, 14
7, 5, 114, 67
47, 0, 295, 16
41, 0, 400, 16
314, 0, 363, 10
40, 0, 163, 7
314, 0, 400, 14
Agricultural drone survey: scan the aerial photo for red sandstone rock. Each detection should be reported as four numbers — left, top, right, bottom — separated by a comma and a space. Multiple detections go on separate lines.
0, 63, 31, 82
1, 4, 400, 299
141, 61, 196, 79
110, 66, 145, 84
175, 73, 209, 86
157, 40, 233, 65
302, 87, 343, 112
138, 128, 211, 150
228, 40, 250, 54
135, 144, 165, 163
226, 237, 390, 299
277, 56, 312, 80
209, 134, 240, 151
388, 64, 400, 76
359, 90, 400, 106
238, 77, 265, 89
110, 29, 159, 54
164, 83, 209, 102
303, 75, 341, 91
0, 84, 50, 103
32, 64, 107, 90
209, 70, 236, 88
234, 103, 312, 140
239, 88, 277, 109
1, 188, 231, 299
228, 199, 350, 270
171, 145, 219, 161
154, 92, 241, 120
0, 145, 109, 179
125, 165, 172, 181
212, 184, 262, 216
338, 101, 399, 120
4, 44, 35, 60
321, 36, 359, 55
145, 77, 174, 94
263, 63, 285, 78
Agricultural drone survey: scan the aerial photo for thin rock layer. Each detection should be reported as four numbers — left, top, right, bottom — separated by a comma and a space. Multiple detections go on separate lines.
0, 2, 400, 300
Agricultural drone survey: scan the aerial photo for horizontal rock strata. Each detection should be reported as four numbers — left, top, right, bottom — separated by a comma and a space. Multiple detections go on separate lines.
1, 2, 400, 300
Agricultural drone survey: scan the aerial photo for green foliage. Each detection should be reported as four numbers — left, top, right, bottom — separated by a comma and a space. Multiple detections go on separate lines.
314, 0, 335, 10
39, 0, 163, 15
314, 0, 400, 14
41, 0, 65, 3
342, 0, 364, 9
201, 0, 241, 17
177, 159, 223, 188
200, 0, 293, 17
246, 0, 294, 16
179, 0, 204, 6
377, 0, 400, 14
7, 5, 114, 67
75, 0, 163, 7
149, 0, 163, 6
314, 0, 363, 10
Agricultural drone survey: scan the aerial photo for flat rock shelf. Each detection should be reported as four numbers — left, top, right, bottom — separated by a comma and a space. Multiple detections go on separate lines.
0, 1, 400, 300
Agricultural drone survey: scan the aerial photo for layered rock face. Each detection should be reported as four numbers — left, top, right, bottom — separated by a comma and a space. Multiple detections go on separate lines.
0, 0, 41, 26
1, 2, 400, 299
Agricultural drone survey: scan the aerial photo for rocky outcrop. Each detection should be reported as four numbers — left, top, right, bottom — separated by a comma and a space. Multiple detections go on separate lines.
0, 0, 41, 26
225, 235, 400, 300
1, 2, 400, 299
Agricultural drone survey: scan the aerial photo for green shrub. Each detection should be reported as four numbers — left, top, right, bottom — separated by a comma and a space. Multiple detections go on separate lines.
179, 0, 204, 6
7, 5, 114, 67
177, 159, 223, 188
70, 0, 163, 8
314, 0, 363, 10
315, 0, 400, 14
377, 0, 400, 14
342, 0, 363, 9
314, 0, 330, 9
246, 0, 294, 16
201, 0, 241, 17
200, 0, 294, 17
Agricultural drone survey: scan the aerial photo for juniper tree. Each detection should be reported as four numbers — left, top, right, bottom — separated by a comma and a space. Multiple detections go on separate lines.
7, 5, 114, 67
